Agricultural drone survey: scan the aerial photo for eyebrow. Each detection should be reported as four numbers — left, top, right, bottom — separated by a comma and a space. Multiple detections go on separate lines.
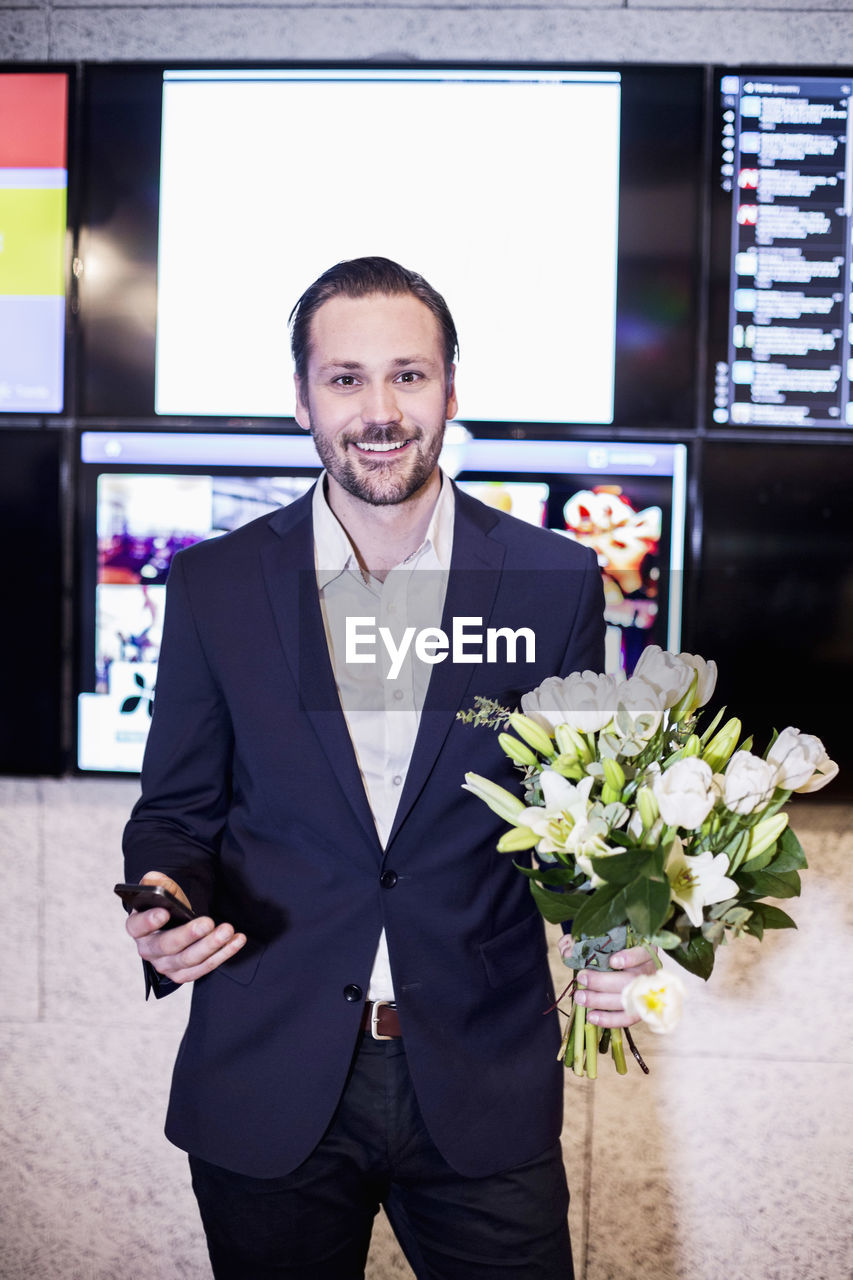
317, 354, 441, 374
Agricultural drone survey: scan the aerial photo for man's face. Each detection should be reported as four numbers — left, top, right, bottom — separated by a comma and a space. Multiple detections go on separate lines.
294, 292, 457, 507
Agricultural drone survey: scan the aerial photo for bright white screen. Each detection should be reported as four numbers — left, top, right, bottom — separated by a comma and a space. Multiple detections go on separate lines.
155, 69, 620, 424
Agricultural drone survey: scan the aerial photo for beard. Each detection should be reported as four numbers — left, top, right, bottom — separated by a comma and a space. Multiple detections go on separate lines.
309, 421, 445, 507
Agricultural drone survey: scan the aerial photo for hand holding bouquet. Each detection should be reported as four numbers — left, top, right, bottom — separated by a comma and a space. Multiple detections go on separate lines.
461, 647, 837, 1077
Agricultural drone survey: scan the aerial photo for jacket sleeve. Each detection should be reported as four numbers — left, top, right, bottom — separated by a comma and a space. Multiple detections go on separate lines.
122, 550, 234, 927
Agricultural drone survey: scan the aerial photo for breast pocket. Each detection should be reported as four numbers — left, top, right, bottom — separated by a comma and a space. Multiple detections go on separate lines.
479, 911, 547, 989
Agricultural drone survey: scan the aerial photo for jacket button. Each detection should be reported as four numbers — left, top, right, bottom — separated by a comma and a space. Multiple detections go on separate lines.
380, 870, 398, 889
343, 984, 363, 1002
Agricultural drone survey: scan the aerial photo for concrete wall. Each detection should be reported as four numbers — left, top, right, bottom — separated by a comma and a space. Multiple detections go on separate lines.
1, 0, 853, 68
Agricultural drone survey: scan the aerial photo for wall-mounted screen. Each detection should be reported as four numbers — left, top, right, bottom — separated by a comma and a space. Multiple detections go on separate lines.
75, 430, 686, 772
78, 63, 704, 429
694, 438, 852, 797
0, 72, 69, 414
711, 69, 853, 429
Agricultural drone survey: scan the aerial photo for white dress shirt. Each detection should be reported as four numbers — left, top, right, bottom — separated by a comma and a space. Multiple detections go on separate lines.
312, 473, 455, 1001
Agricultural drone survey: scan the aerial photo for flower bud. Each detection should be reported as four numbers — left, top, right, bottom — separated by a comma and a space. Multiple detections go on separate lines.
743, 812, 789, 863
496, 826, 540, 853
462, 773, 526, 825
508, 712, 556, 759
701, 717, 741, 774
555, 723, 593, 763
550, 755, 585, 782
601, 783, 622, 806
636, 785, 659, 832
602, 758, 626, 793
498, 733, 539, 769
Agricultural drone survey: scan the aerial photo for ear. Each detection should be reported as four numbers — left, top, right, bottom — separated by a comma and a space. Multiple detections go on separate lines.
445, 364, 458, 422
293, 375, 311, 432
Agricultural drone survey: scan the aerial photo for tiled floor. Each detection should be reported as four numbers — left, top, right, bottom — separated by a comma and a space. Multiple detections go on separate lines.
1, 778, 850, 1279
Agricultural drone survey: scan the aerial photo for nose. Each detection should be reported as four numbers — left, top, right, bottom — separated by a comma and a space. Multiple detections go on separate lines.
361, 381, 403, 427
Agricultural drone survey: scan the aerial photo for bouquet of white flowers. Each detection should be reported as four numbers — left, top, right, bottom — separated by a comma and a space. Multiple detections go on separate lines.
460, 647, 838, 1078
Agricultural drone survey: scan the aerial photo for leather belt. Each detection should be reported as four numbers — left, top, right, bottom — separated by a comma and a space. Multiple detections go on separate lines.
360, 1000, 402, 1040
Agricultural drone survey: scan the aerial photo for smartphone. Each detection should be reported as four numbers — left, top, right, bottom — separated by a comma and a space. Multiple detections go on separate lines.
114, 883, 196, 928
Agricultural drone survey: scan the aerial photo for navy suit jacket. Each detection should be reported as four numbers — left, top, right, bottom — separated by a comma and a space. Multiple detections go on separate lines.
123, 482, 605, 1178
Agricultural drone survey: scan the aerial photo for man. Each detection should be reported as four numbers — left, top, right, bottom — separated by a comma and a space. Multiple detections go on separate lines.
124, 257, 656, 1278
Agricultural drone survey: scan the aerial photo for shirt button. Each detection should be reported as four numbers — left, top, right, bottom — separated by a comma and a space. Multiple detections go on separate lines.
392, 775, 403, 786
380, 870, 398, 889
393, 689, 404, 702
343, 984, 363, 1002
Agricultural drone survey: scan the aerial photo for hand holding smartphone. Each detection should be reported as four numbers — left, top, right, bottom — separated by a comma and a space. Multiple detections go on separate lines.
114, 882, 197, 929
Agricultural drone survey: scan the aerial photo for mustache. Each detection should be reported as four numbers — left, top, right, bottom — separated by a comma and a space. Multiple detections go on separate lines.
344, 425, 420, 447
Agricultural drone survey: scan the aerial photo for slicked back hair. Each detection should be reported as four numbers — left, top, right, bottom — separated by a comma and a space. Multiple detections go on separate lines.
289, 256, 459, 389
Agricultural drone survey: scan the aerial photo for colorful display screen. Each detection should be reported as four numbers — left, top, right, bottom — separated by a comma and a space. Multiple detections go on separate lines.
0, 73, 68, 413
712, 70, 853, 429
76, 431, 686, 773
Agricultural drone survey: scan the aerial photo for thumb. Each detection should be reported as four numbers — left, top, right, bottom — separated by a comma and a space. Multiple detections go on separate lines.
141, 870, 192, 911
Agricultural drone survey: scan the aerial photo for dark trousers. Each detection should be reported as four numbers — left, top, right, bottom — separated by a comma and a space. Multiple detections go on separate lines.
189, 1033, 574, 1279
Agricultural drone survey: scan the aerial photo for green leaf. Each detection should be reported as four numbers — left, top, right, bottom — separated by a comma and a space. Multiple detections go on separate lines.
528, 880, 588, 924
588, 846, 660, 887
698, 704, 726, 746
768, 825, 808, 873
750, 903, 798, 932
669, 935, 716, 981
571, 882, 628, 938
737, 840, 778, 874
513, 862, 578, 886
647, 930, 682, 951
626, 874, 672, 939
738, 867, 802, 899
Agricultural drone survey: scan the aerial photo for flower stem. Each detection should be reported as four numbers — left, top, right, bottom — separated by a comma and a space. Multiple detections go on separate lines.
585, 1022, 598, 1079
624, 1026, 651, 1075
572, 1004, 587, 1076
558, 1009, 574, 1065
610, 1027, 628, 1075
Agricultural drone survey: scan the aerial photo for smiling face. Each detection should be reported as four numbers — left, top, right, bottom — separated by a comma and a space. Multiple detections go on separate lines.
294, 291, 458, 508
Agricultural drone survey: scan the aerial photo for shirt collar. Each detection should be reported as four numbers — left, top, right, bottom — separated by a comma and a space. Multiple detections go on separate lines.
313, 470, 455, 589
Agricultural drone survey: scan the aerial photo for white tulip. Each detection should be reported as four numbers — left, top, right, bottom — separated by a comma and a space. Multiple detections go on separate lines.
680, 652, 718, 711
722, 751, 778, 815
621, 969, 686, 1034
632, 645, 694, 709
521, 670, 623, 735
767, 727, 839, 794
653, 757, 716, 829
612, 677, 666, 743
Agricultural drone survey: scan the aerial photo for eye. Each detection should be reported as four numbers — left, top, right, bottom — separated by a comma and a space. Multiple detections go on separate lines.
395, 370, 423, 384
332, 374, 360, 387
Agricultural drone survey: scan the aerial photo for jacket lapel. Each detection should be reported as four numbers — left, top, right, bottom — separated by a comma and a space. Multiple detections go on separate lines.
259, 488, 383, 855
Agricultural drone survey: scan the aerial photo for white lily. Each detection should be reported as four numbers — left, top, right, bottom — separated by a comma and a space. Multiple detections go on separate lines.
666, 837, 738, 928
518, 771, 595, 858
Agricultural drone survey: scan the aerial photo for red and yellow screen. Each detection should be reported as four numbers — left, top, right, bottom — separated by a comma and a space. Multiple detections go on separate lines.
0, 73, 68, 412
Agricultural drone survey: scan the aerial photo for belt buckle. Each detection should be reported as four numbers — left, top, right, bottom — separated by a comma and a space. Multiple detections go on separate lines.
370, 1000, 395, 1041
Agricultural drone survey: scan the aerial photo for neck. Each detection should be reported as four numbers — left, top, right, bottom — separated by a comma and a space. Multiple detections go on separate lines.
325, 469, 442, 580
